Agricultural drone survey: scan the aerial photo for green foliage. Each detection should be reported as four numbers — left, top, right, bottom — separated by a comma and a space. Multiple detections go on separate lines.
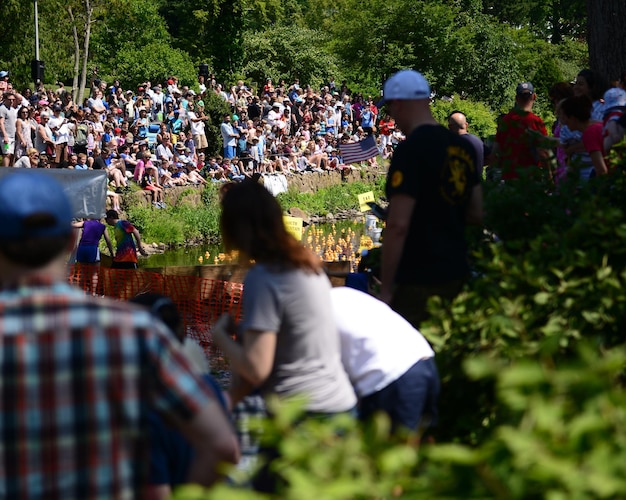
107, 42, 197, 89
171, 346, 626, 499
441, 13, 522, 110
430, 96, 498, 140
122, 179, 384, 246
199, 92, 232, 156
125, 185, 221, 245
241, 26, 343, 91
484, 0, 587, 44
91, 0, 197, 88
425, 173, 626, 444
554, 39, 589, 82
276, 180, 385, 216
0, 0, 591, 111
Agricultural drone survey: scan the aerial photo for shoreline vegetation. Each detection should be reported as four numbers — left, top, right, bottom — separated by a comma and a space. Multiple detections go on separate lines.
118, 169, 387, 256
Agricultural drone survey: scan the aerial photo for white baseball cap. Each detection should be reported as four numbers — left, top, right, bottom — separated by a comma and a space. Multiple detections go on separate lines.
381, 69, 430, 103
604, 87, 626, 109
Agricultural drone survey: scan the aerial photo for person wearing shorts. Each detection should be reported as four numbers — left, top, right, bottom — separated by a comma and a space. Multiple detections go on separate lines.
105, 209, 148, 269
75, 218, 115, 295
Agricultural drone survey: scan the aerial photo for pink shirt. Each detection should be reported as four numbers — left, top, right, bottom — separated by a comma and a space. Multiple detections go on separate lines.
582, 121, 604, 155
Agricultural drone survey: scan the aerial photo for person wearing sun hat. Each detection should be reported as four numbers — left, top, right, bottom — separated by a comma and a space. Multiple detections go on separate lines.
0, 171, 238, 496
0, 70, 9, 93
602, 86, 626, 153
380, 69, 483, 329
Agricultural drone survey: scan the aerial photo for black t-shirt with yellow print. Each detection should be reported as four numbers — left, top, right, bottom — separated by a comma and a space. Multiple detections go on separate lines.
385, 124, 480, 286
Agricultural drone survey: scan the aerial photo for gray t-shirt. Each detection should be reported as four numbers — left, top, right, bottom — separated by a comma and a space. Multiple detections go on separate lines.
240, 264, 356, 413
0, 105, 18, 140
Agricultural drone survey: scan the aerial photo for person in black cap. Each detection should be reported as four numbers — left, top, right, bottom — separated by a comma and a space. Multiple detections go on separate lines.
491, 82, 549, 181
0, 171, 238, 497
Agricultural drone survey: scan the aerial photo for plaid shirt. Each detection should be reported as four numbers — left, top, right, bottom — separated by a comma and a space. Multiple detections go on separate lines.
0, 281, 213, 499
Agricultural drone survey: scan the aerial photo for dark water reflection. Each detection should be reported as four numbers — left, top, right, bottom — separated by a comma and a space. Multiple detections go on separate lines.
140, 220, 373, 269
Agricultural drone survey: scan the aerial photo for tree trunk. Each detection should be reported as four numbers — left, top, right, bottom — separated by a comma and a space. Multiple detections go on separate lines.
67, 7, 81, 103
78, 0, 92, 106
586, 0, 626, 82
550, 0, 562, 44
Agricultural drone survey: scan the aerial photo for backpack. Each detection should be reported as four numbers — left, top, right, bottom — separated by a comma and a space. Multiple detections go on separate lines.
75, 123, 88, 147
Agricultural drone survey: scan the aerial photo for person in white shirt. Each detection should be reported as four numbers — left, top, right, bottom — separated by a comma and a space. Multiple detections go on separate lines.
330, 286, 440, 432
267, 103, 282, 127
220, 114, 238, 159
48, 105, 71, 167
187, 101, 209, 155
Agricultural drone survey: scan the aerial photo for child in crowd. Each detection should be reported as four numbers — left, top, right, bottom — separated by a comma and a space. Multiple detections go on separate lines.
141, 171, 166, 208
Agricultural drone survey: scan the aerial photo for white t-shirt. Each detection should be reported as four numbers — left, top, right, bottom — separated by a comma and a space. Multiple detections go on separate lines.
48, 115, 71, 144
330, 287, 435, 398
188, 111, 205, 136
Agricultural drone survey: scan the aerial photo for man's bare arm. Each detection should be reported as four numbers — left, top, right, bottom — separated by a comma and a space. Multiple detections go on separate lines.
465, 184, 484, 225
380, 194, 415, 304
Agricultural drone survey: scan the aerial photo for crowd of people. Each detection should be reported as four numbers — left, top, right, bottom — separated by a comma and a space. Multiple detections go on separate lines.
1, 66, 625, 191
0, 70, 403, 204
1, 62, 626, 498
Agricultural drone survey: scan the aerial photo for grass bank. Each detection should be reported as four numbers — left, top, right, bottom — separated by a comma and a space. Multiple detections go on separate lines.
124, 177, 386, 247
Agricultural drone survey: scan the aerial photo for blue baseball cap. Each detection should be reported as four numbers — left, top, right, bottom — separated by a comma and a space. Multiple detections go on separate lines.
0, 172, 73, 240
516, 82, 535, 95
380, 69, 431, 104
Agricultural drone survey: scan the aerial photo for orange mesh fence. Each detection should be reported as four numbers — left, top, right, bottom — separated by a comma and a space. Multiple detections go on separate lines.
68, 264, 243, 373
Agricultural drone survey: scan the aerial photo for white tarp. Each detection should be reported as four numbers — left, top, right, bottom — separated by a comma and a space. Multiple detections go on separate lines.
0, 168, 108, 218
262, 173, 289, 196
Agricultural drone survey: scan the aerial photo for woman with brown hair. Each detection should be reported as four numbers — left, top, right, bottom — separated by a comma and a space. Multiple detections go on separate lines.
559, 95, 608, 178
212, 180, 356, 415
15, 106, 34, 159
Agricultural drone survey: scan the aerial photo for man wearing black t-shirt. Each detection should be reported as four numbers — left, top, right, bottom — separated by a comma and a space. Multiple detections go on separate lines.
380, 70, 483, 328
92, 148, 109, 169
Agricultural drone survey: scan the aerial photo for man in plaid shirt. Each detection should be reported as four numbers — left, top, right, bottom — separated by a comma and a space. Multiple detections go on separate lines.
0, 171, 238, 498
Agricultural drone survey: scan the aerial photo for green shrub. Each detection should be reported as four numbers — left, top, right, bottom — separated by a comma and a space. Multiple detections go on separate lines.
276, 181, 386, 216
430, 96, 498, 140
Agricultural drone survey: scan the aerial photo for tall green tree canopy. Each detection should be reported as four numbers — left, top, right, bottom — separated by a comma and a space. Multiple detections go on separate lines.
0, 0, 609, 109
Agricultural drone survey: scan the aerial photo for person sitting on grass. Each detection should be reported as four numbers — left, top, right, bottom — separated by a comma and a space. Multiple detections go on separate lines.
134, 150, 160, 187
141, 172, 166, 209
185, 163, 208, 185
158, 158, 177, 187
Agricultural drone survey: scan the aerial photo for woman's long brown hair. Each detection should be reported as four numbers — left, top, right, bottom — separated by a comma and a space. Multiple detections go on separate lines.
220, 180, 322, 273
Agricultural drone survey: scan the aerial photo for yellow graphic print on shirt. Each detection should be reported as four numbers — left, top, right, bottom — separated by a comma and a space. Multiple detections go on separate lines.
440, 145, 474, 204
391, 170, 403, 188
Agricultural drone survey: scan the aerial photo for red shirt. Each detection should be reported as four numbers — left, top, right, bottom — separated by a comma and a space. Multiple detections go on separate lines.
379, 119, 395, 136
495, 107, 548, 180
582, 121, 604, 155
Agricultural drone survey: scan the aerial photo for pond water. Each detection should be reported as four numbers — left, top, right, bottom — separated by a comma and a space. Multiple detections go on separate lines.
140, 220, 381, 270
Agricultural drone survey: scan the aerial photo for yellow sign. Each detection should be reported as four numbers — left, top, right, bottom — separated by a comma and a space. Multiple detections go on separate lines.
357, 191, 375, 212
283, 216, 304, 241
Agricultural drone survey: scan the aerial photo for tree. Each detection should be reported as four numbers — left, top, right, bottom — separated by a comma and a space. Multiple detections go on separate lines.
89, 0, 197, 89
241, 26, 343, 90
479, 0, 586, 44
586, 0, 626, 82
66, 0, 95, 105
